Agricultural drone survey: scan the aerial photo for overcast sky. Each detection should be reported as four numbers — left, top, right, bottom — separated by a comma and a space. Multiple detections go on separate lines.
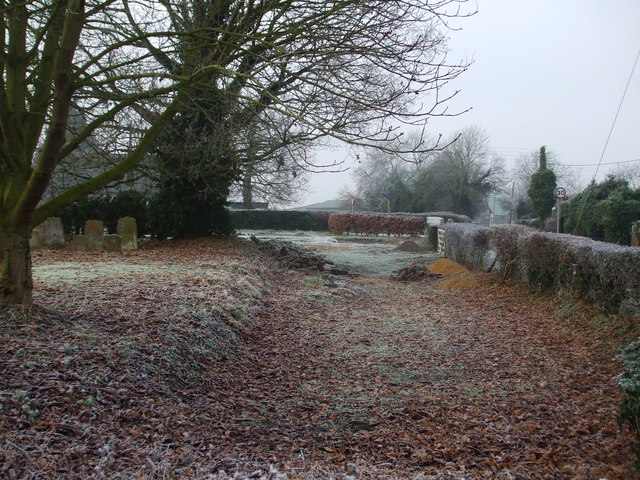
295, 0, 640, 207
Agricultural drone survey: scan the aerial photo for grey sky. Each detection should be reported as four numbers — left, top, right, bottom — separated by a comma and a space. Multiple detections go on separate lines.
297, 0, 640, 207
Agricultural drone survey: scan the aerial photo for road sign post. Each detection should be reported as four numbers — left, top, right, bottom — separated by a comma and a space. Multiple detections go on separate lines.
554, 186, 567, 233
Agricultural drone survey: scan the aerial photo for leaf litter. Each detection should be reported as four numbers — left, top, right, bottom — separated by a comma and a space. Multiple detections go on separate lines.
0, 237, 638, 479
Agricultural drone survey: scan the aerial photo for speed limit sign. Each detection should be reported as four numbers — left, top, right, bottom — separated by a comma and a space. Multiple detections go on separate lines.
554, 186, 567, 199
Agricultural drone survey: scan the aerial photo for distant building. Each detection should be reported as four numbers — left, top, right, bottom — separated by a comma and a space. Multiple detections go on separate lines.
477, 196, 513, 225
228, 201, 269, 210
289, 198, 363, 212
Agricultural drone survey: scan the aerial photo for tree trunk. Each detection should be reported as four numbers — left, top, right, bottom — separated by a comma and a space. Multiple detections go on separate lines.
0, 225, 33, 306
242, 173, 253, 209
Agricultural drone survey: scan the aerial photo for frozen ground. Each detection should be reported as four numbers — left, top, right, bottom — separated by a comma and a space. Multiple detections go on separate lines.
238, 230, 442, 278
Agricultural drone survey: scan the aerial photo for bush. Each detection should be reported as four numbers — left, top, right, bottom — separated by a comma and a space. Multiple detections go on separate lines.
442, 222, 640, 313
514, 232, 640, 311
59, 195, 109, 234
617, 340, 640, 468
498, 229, 639, 312
229, 210, 330, 231
491, 224, 536, 279
444, 223, 491, 269
565, 176, 640, 244
59, 190, 148, 235
106, 190, 148, 234
328, 213, 424, 236
427, 225, 439, 250
574, 241, 640, 311
517, 232, 588, 291
147, 185, 233, 239
596, 192, 640, 244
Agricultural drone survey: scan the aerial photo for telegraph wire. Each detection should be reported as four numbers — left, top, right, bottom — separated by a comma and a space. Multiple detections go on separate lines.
573, 44, 640, 235
560, 158, 640, 168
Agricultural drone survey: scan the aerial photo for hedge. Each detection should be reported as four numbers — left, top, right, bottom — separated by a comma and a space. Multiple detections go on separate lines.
617, 340, 640, 468
443, 223, 492, 270
328, 212, 424, 236
229, 209, 330, 231
445, 223, 640, 314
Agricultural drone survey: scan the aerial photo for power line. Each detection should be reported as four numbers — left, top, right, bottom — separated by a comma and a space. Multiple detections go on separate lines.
592, 47, 640, 180
560, 158, 640, 168
573, 44, 640, 235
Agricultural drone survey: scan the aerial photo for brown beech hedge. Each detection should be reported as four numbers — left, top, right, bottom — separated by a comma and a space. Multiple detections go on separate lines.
328, 213, 424, 236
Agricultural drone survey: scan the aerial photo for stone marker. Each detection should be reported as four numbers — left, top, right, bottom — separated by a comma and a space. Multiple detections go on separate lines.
43, 217, 65, 247
71, 235, 88, 251
84, 220, 104, 251
104, 234, 122, 253
117, 217, 137, 250
633, 224, 639, 247
29, 225, 45, 250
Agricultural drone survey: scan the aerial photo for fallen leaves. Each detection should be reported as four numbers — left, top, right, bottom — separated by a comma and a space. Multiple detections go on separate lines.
1, 237, 638, 479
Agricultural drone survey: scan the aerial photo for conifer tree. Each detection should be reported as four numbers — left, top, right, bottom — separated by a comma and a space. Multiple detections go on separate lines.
528, 146, 557, 222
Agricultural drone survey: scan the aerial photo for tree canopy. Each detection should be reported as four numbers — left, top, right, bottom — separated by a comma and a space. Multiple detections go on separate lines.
352, 126, 505, 217
1, 0, 474, 305
564, 175, 640, 244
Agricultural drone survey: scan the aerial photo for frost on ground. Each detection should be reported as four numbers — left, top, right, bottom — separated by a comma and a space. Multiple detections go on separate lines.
240, 230, 440, 278
1, 236, 638, 479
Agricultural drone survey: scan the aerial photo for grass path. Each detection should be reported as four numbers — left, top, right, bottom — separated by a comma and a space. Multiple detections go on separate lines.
213, 269, 636, 479
1, 238, 637, 479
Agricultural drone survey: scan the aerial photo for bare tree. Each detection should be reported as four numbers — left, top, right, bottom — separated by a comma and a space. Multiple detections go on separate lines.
352, 130, 439, 210
229, 117, 312, 207
412, 126, 505, 216
612, 162, 640, 190
1, 0, 473, 305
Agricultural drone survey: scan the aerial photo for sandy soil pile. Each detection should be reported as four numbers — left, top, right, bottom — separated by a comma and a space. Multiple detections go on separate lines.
427, 258, 479, 290
427, 258, 469, 275
436, 273, 480, 290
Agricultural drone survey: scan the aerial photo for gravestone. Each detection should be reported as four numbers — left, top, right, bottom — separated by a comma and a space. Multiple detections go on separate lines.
104, 235, 122, 253
117, 217, 137, 250
43, 217, 65, 247
71, 235, 88, 251
633, 224, 639, 247
29, 225, 45, 250
84, 220, 104, 251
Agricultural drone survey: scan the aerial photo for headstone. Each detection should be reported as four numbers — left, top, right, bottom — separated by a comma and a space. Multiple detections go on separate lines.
84, 220, 104, 251
104, 235, 122, 253
29, 225, 45, 250
117, 217, 137, 250
632, 224, 639, 247
43, 217, 65, 247
71, 235, 88, 251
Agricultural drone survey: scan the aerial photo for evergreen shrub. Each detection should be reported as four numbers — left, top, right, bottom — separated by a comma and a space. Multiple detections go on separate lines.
59, 190, 148, 235
427, 225, 439, 250
230, 210, 330, 231
617, 340, 640, 468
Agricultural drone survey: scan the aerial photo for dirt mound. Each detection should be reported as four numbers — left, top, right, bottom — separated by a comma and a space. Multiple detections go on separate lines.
392, 240, 426, 253
427, 258, 468, 275
389, 263, 441, 281
436, 272, 480, 290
